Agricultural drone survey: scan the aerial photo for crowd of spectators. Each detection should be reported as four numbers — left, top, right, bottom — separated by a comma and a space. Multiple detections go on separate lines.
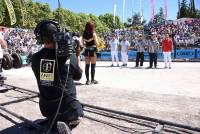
1, 18, 200, 55
101, 18, 200, 51
4, 28, 39, 55
0, 27, 41, 64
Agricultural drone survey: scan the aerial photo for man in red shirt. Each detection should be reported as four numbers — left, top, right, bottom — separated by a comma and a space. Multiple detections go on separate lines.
162, 33, 173, 69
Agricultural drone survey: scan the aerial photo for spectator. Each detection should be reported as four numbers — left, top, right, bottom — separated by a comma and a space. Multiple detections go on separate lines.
120, 36, 130, 67
162, 33, 173, 69
109, 34, 119, 67
134, 34, 146, 68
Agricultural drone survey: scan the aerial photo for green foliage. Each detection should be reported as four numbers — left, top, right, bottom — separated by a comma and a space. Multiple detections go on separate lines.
196, 9, 200, 18
178, 0, 199, 18
125, 12, 146, 27
26, 0, 54, 28
99, 13, 124, 30
0, 0, 123, 34
0, 0, 6, 24
154, 7, 164, 23
180, 0, 189, 18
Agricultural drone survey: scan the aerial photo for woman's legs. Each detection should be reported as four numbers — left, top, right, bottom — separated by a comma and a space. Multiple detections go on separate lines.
91, 56, 98, 84
85, 56, 90, 84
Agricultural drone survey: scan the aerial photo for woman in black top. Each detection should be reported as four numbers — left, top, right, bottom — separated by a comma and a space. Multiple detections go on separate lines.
81, 22, 99, 85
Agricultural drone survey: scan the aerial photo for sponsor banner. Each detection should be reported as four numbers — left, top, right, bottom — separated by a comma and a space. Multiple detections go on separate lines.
92, 50, 198, 61
20, 0, 28, 26
101, 52, 111, 60
197, 49, 200, 58
4, 0, 16, 25
176, 49, 195, 59
128, 51, 137, 59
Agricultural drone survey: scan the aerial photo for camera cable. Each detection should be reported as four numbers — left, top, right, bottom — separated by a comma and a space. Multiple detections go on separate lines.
45, 45, 71, 134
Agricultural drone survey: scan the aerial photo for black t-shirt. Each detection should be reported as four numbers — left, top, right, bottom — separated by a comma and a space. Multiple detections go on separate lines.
31, 48, 83, 121
83, 32, 95, 47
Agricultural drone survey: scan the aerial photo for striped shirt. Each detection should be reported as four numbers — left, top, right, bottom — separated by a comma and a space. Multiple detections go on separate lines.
135, 40, 146, 52
148, 39, 160, 53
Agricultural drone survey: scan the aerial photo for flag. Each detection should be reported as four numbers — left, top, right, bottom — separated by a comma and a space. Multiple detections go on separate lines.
163, 0, 167, 20
19, 0, 28, 26
140, 0, 143, 23
113, 4, 117, 24
122, 0, 125, 23
4, 0, 16, 25
150, 0, 155, 21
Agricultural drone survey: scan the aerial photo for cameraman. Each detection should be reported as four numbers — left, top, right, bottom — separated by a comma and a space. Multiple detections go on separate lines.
31, 20, 83, 133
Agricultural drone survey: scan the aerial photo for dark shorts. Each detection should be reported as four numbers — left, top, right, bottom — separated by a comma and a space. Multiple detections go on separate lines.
39, 96, 84, 123
84, 47, 96, 57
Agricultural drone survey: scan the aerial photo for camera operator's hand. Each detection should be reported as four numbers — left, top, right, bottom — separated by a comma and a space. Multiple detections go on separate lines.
75, 37, 83, 57
0, 36, 7, 49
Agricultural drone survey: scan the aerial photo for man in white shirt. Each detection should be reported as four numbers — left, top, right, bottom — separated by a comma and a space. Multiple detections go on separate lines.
120, 36, 130, 66
109, 35, 119, 67
0, 30, 7, 80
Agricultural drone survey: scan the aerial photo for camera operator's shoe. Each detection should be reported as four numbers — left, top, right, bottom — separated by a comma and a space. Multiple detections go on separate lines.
91, 80, 98, 84
57, 121, 72, 134
85, 80, 90, 85
69, 118, 81, 129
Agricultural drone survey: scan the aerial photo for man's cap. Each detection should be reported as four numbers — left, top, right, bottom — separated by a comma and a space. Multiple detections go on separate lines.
40, 23, 58, 36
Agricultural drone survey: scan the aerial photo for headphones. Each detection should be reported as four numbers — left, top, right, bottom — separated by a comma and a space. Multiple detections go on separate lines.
34, 19, 60, 44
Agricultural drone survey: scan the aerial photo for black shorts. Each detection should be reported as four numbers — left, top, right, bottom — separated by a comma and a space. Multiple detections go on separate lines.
84, 47, 96, 57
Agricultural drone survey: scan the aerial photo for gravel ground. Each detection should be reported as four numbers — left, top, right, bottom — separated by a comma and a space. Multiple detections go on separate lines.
0, 61, 200, 134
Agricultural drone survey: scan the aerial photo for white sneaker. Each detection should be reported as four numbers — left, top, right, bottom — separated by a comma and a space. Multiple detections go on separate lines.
57, 121, 72, 134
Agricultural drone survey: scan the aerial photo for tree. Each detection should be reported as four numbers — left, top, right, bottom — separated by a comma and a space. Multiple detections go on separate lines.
0, 0, 119, 33
0, 0, 6, 25
89, 14, 109, 33
189, 0, 200, 18
125, 12, 146, 27
180, 0, 190, 18
154, 7, 165, 23
17, 0, 53, 28
190, 0, 196, 17
195, 9, 200, 18
99, 13, 124, 30
177, 0, 181, 18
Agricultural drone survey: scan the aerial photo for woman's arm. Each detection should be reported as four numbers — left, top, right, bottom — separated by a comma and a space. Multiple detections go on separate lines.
83, 38, 94, 42
93, 33, 99, 47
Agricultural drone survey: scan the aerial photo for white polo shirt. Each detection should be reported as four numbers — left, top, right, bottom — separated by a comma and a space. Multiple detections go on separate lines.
120, 40, 130, 52
109, 39, 119, 52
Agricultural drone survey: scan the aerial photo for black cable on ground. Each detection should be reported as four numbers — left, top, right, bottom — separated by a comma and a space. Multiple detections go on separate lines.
84, 108, 156, 129
0, 83, 199, 133
0, 95, 38, 106
84, 115, 153, 134
1, 83, 39, 95
82, 103, 200, 132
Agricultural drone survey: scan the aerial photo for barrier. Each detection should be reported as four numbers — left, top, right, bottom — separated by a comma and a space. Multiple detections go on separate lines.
176, 49, 195, 59
82, 49, 199, 61
197, 49, 200, 58
128, 51, 136, 59
101, 52, 111, 60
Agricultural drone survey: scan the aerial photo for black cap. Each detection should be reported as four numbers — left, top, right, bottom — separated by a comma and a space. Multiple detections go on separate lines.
40, 23, 58, 36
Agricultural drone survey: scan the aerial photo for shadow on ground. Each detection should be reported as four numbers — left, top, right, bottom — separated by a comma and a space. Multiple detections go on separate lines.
0, 118, 58, 134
